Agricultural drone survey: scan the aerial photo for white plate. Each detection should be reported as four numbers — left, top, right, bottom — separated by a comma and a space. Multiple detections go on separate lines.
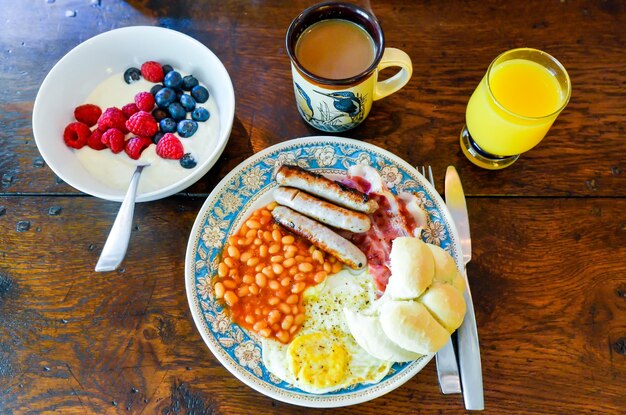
185, 136, 463, 407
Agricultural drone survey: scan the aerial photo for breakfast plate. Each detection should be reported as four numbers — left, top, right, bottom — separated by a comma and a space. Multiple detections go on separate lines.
185, 136, 463, 407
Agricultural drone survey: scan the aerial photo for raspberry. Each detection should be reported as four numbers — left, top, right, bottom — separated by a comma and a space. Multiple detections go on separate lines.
74, 104, 102, 127
63, 122, 91, 149
134, 92, 155, 112
98, 107, 128, 133
141, 61, 164, 82
124, 136, 152, 160
87, 129, 107, 150
121, 103, 139, 118
156, 133, 184, 160
101, 128, 125, 153
126, 111, 158, 137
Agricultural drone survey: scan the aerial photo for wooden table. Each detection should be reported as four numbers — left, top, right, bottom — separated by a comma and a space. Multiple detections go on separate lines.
1, 0, 624, 413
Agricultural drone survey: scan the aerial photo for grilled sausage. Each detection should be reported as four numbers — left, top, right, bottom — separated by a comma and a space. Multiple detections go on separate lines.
275, 165, 378, 214
271, 206, 367, 270
273, 186, 371, 233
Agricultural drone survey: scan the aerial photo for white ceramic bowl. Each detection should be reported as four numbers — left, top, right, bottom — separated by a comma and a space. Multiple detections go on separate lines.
32, 26, 235, 202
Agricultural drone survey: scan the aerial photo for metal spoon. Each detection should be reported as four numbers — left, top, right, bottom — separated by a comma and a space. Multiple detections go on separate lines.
95, 164, 148, 272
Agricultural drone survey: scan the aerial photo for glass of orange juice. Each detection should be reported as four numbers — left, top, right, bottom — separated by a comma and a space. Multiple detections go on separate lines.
461, 48, 571, 169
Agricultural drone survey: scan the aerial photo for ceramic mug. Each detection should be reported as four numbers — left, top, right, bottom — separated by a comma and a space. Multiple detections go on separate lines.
286, 2, 412, 133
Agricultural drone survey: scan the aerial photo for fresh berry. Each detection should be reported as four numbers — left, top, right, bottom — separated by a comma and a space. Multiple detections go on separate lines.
152, 108, 168, 122
155, 87, 176, 108
191, 107, 210, 122
179, 94, 196, 112
87, 129, 107, 150
152, 131, 165, 144
182, 75, 199, 91
162, 64, 174, 75
126, 111, 158, 137
101, 128, 125, 153
177, 119, 198, 138
164, 71, 183, 90
168, 102, 186, 121
123, 67, 142, 84
101, 128, 118, 145
124, 136, 152, 160
141, 61, 164, 82
98, 107, 128, 132
74, 104, 102, 127
180, 153, 197, 169
155, 133, 184, 160
122, 103, 139, 118
63, 122, 91, 149
150, 84, 164, 95
134, 91, 155, 112
191, 85, 209, 103
159, 118, 177, 133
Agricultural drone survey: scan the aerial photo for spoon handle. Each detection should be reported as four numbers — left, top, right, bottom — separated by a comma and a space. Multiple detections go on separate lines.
95, 165, 146, 272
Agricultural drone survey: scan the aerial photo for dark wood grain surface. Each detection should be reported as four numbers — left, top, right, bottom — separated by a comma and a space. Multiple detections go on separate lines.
1, 0, 625, 414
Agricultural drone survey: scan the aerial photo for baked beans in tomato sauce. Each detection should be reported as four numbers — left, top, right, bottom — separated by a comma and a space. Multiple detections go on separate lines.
213, 203, 343, 344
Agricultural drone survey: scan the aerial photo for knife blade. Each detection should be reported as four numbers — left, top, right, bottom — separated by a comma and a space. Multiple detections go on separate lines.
445, 166, 484, 411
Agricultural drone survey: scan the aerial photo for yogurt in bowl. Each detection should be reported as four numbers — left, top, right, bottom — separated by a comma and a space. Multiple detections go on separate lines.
75, 70, 220, 194
33, 26, 235, 202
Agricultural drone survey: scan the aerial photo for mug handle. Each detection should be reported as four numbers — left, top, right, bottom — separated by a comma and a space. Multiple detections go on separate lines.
373, 48, 413, 101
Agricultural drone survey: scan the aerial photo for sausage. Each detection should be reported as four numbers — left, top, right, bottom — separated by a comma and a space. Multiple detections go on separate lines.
271, 206, 367, 270
273, 186, 371, 233
275, 165, 378, 214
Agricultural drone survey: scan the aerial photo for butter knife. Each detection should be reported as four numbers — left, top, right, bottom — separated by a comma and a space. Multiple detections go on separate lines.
445, 166, 484, 411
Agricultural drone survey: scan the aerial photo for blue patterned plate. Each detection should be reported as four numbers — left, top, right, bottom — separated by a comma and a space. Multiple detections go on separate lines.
185, 136, 463, 407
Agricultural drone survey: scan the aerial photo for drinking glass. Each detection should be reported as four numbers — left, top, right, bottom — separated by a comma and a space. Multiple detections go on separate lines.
460, 48, 571, 170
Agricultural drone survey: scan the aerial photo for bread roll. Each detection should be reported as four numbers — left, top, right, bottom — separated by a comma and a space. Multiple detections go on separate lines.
379, 300, 449, 355
427, 243, 465, 293
344, 308, 421, 362
386, 237, 434, 299
420, 282, 466, 333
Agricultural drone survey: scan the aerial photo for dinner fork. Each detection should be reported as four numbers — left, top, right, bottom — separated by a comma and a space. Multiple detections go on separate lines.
420, 165, 462, 395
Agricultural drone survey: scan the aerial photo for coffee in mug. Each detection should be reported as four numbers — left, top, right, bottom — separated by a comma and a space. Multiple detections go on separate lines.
295, 19, 376, 80
286, 2, 413, 133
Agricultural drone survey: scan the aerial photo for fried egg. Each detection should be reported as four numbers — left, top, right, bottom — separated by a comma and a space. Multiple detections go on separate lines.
262, 269, 392, 394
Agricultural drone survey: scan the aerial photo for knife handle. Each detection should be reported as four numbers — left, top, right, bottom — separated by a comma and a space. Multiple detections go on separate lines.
458, 269, 485, 410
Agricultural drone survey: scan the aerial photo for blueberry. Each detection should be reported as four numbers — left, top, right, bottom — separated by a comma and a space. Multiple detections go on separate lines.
162, 64, 174, 75
150, 84, 164, 95
180, 94, 196, 112
164, 71, 183, 90
180, 153, 197, 169
123, 67, 141, 84
168, 102, 186, 121
152, 131, 165, 144
155, 87, 176, 108
152, 108, 168, 122
182, 75, 199, 91
191, 107, 210, 122
177, 120, 198, 138
191, 85, 209, 103
159, 118, 177, 133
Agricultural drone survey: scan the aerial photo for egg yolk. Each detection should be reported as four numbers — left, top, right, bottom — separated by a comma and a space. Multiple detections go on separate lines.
287, 332, 349, 389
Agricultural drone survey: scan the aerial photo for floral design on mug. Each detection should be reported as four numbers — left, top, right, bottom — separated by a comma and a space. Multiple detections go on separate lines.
294, 82, 367, 132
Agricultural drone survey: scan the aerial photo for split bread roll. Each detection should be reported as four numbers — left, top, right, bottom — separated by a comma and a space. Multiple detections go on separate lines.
428, 243, 465, 293
345, 237, 467, 360
386, 237, 434, 299
343, 308, 421, 362
379, 300, 450, 355
420, 282, 466, 332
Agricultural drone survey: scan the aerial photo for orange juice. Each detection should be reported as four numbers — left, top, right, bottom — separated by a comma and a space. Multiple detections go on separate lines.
466, 58, 567, 156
